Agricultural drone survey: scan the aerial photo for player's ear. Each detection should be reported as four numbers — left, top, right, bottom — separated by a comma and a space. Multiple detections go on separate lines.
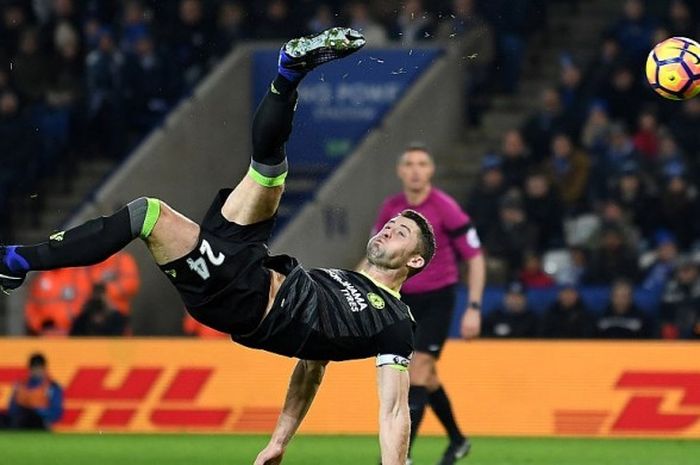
406, 254, 425, 273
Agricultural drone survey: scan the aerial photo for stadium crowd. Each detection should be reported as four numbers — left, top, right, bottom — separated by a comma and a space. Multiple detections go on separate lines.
3, 0, 700, 340
0, 0, 544, 238
469, 0, 700, 339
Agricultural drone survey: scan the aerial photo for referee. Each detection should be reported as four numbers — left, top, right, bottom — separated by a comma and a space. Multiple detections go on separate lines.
371, 144, 486, 465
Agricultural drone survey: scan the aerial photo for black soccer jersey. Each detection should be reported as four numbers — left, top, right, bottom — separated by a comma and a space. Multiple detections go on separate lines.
232, 266, 415, 364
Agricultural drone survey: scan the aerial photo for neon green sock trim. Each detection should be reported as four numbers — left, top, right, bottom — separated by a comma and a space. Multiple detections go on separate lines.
388, 364, 408, 372
140, 198, 161, 238
248, 166, 288, 187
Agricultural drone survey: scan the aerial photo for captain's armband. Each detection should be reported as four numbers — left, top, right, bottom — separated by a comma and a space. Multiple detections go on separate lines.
376, 353, 412, 372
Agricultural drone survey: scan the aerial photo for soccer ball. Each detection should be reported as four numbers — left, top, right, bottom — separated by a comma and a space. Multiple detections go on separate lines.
646, 36, 700, 100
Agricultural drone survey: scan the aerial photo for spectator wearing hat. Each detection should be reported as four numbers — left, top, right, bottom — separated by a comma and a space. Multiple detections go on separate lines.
609, 160, 655, 236
597, 279, 652, 339
545, 133, 591, 213
466, 154, 507, 236
585, 222, 639, 285
519, 251, 555, 289
641, 230, 679, 293
483, 282, 539, 338
482, 191, 537, 282
632, 111, 660, 161
660, 257, 700, 339
5, 353, 63, 430
581, 100, 613, 157
499, 129, 532, 190
655, 171, 700, 249
541, 285, 595, 338
523, 171, 565, 251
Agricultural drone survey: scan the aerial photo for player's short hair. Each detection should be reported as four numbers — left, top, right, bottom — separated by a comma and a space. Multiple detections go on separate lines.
399, 209, 436, 278
399, 142, 433, 163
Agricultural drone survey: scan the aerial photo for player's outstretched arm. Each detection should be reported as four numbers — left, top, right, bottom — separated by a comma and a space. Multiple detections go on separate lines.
254, 360, 328, 465
377, 365, 410, 465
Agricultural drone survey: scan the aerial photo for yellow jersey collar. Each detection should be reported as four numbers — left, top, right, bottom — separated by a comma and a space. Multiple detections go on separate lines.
359, 271, 401, 299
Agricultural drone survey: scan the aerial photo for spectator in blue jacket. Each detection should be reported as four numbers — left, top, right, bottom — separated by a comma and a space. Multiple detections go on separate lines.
7, 353, 64, 430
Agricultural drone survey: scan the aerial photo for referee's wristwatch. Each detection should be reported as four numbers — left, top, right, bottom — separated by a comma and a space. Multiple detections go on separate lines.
468, 301, 481, 311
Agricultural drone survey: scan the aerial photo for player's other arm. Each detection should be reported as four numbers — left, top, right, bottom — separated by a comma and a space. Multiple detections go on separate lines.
377, 364, 410, 465
254, 359, 328, 465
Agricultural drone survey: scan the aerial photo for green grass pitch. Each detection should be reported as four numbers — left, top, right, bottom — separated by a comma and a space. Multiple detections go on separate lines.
0, 433, 698, 465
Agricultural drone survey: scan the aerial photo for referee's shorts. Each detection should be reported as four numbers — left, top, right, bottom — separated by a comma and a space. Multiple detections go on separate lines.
402, 284, 457, 359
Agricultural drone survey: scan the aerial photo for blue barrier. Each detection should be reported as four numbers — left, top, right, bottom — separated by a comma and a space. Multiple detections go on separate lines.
252, 48, 442, 170
448, 285, 664, 338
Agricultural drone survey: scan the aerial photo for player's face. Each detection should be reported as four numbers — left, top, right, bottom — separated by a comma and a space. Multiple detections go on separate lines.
366, 217, 425, 273
397, 150, 434, 192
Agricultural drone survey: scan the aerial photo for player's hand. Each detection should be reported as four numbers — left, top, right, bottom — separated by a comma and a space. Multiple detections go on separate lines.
253, 442, 285, 465
460, 308, 481, 339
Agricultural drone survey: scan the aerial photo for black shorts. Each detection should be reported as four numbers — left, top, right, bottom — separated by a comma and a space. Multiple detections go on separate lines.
402, 285, 456, 359
160, 189, 297, 336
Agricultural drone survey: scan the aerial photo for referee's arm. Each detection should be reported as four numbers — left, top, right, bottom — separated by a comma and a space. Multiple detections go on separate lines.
254, 360, 328, 465
377, 365, 410, 465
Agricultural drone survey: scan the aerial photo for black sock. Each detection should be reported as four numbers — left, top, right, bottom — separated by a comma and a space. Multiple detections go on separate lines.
429, 385, 463, 443
10, 202, 146, 272
251, 77, 298, 169
408, 385, 429, 456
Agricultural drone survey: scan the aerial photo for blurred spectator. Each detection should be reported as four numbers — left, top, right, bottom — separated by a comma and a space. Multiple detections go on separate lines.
641, 230, 679, 293
25, 268, 92, 336
660, 258, 700, 339
600, 66, 643, 130
346, 1, 387, 46
669, 99, 700, 163
39, 0, 82, 54
119, 0, 151, 54
580, 101, 613, 156
436, 0, 494, 126
85, 26, 126, 159
523, 171, 565, 251
597, 279, 651, 338
70, 283, 128, 336
655, 173, 700, 249
519, 251, 555, 289
6, 353, 63, 430
0, 90, 39, 199
480, 0, 531, 93
607, 0, 656, 65
655, 131, 686, 183
0, 2, 30, 55
122, 33, 180, 137
664, 0, 697, 39
306, 3, 335, 34
482, 192, 537, 281
389, 0, 434, 45
256, 0, 297, 40
545, 133, 591, 213
609, 161, 655, 236
541, 285, 595, 338
558, 57, 587, 130
170, 0, 212, 87
212, 1, 249, 58
13, 28, 50, 104
521, 88, 571, 163
483, 282, 539, 338
582, 36, 621, 100
585, 223, 639, 285
632, 110, 660, 160
85, 251, 140, 316
499, 129, 531, 189
466, 154, 507, 235
597, 124, 640, 189
183, 312, 228, 338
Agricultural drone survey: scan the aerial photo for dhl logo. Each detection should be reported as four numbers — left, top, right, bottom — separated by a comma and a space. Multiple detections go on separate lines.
0, 366, 280, 431
555, 371, 700, 435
